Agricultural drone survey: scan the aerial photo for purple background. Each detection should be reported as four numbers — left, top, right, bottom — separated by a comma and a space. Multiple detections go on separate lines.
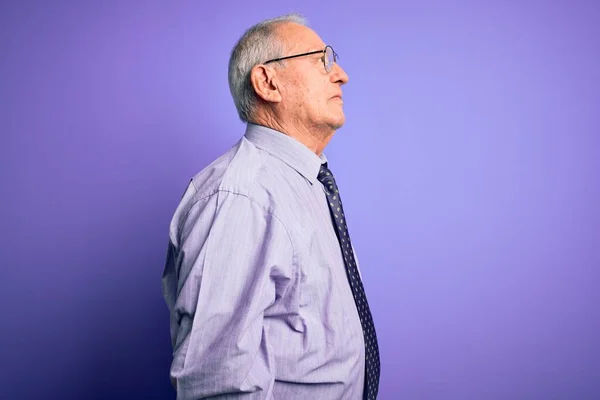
1, 1, 599, 399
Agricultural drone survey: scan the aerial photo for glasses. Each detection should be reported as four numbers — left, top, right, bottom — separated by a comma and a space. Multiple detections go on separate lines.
264, 45, 339, 73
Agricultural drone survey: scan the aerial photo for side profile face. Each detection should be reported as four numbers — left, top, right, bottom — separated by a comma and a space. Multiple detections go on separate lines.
267, 23, 350, 135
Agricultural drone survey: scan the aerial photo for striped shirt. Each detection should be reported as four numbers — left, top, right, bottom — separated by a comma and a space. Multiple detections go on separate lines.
162, 123, 365, 399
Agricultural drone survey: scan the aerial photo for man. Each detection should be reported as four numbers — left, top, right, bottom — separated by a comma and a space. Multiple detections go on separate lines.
162, 13, 380, 399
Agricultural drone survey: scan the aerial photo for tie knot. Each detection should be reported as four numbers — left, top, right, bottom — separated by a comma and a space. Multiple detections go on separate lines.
318, 162, 333, 181
318, 163, 338, 193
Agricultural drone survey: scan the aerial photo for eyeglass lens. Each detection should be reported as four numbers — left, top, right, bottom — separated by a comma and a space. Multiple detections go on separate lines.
325, 46, 336, 72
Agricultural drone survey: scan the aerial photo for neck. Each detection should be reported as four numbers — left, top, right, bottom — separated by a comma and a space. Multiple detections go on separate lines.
252, 112, 334, 156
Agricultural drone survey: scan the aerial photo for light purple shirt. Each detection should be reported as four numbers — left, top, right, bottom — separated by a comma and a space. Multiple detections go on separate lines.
162, 123, 366, 399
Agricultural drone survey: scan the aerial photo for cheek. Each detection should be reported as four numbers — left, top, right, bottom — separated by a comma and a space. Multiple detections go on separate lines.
298, 87, 322, 114
287, 73, 329, 115
304, 83, 328, 110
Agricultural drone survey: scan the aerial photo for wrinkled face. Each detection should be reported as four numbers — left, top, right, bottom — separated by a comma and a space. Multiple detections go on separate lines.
274, 23, 349, 134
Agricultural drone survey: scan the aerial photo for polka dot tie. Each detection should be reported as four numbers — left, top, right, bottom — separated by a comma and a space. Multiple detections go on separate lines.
318, 163, 380, 400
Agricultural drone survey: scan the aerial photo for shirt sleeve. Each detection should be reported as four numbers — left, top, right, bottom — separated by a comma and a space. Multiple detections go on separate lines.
162, 186, 294, 399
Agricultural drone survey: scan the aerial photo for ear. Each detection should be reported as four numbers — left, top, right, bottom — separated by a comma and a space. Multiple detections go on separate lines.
250, 65, 282, 103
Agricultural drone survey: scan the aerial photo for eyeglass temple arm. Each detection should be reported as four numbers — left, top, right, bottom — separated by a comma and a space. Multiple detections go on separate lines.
265, 49, 325, 64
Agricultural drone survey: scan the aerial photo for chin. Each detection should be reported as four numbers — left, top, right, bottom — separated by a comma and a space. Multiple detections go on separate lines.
330, 114, 345, 130
331, 121, 345, 130
319, 109, 345, 132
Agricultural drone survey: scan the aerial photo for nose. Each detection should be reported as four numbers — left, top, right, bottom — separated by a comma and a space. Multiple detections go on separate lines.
331, 62, 349, 85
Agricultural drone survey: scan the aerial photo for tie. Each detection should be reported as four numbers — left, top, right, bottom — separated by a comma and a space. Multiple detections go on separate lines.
317, 163, 381, 400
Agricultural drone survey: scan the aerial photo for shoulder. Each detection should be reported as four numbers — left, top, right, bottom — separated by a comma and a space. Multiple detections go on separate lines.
168, 136, 288, 242
188, 137, 257, 198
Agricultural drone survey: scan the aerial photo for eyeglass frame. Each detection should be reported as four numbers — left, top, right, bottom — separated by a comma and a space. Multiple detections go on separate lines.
263, 45, 339, 73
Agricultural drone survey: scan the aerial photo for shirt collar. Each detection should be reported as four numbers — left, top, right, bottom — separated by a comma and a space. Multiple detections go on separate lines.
244, 123, 327, 185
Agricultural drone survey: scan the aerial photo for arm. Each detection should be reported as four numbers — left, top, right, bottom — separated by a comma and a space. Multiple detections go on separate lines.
162, 188, 293, 399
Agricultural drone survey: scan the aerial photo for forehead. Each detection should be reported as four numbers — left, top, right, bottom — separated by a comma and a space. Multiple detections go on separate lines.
276, 23, 325, 53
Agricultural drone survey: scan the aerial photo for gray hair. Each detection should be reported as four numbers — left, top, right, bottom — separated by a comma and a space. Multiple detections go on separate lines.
228, 13, 308, 123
